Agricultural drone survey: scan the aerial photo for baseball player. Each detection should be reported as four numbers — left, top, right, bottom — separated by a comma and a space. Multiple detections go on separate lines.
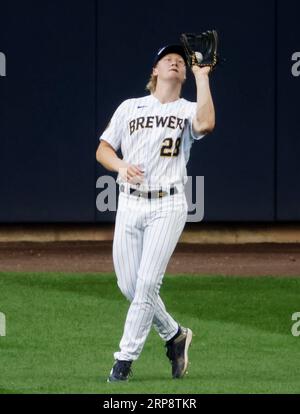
96, 43, 215, 382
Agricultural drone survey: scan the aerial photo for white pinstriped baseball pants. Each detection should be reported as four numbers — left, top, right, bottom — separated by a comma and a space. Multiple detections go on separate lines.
112, 189, 188, 361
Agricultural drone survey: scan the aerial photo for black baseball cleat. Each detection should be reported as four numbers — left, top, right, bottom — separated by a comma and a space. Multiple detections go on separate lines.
107, 360, 132, 383
166, 327, 193, 379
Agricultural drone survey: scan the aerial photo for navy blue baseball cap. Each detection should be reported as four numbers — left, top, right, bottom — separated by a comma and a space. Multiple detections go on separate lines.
153, 44, 187, 66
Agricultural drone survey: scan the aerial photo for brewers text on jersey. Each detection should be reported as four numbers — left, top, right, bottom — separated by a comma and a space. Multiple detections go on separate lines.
96, 43, 215, 382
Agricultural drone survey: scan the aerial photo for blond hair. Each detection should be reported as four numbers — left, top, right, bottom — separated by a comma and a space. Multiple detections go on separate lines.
145, 73, 157, 93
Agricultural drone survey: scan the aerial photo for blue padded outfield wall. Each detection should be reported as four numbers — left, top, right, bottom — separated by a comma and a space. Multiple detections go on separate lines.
0, 0, 299, 222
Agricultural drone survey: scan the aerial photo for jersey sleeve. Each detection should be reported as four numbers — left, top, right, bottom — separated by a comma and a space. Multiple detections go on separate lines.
99, 101, 127, 151
186, 102, 207, 141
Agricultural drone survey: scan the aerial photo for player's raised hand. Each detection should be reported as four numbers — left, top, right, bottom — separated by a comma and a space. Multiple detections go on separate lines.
191, 65, 211, 76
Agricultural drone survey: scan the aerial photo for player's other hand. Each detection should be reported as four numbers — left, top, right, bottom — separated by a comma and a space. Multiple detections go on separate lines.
119, 163, 144, 185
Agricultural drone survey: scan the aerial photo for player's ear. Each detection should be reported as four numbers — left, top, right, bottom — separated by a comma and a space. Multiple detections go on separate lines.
152, 66, 158, 76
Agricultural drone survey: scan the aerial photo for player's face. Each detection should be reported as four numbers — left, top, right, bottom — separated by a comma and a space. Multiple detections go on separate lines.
153, 53, 186, 83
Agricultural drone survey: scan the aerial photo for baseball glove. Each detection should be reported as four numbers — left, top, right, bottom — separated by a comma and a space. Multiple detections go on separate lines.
180, 30, 219, 71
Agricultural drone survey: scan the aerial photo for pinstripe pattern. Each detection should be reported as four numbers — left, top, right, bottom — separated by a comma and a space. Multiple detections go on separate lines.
113, 192, 187, 361
100, 95, 206, 190
99, 94, 203, 362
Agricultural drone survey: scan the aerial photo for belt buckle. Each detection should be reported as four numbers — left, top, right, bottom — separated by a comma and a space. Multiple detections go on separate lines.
158, 189, 168, 198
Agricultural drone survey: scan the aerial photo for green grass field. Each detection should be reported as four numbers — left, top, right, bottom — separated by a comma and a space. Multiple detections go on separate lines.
0, 272, 300, 394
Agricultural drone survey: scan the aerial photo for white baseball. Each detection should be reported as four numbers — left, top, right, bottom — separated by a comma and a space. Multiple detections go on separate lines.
195, 51, 203, 63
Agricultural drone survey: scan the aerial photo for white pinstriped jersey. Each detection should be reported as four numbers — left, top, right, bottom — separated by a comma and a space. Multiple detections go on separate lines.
100, 94, 205, 189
